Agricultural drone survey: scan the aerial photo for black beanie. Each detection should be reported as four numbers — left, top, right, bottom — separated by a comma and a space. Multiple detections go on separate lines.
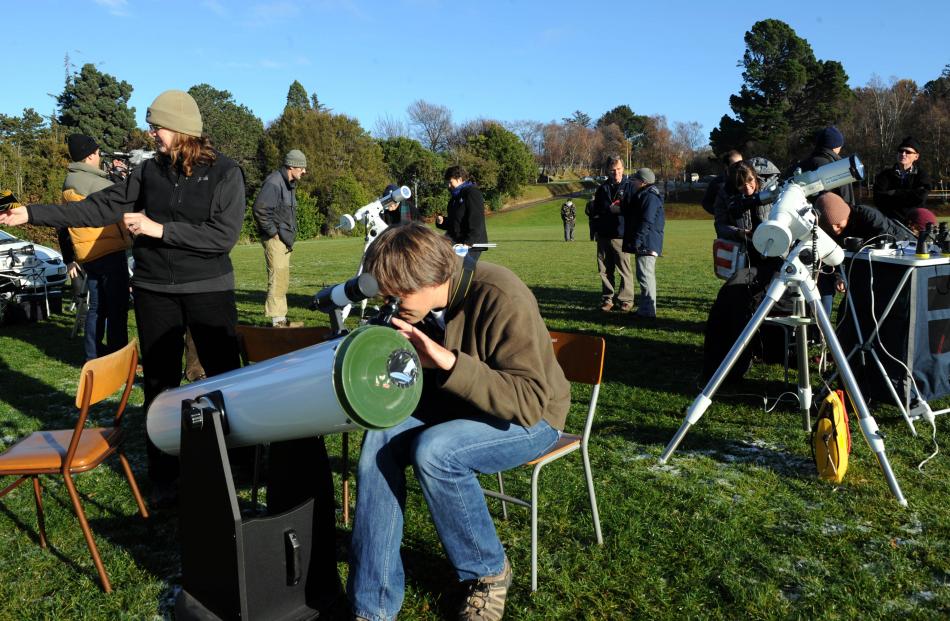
816, 126, 844, 149
898, 136, 921, 154
67, 134, 98, 162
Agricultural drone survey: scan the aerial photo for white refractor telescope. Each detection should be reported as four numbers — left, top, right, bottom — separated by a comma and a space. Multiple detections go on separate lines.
338, 185, 412, 234
146, 325, 422, 455
751, 155, 864, 266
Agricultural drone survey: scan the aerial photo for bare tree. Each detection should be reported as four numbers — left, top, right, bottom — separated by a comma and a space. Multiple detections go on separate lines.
504, 120, 545, 157
673, 121, 706, 179
373, 113, 408, 140
407, 100, 453, 152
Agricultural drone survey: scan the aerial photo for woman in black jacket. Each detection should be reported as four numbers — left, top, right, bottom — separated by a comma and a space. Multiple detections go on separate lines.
0, 90, 245, 485
436, 165, 488, 245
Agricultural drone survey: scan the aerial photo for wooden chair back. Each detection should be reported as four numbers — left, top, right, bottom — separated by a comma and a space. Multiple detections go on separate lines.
549, 331, 605, 387
235, 325, 333, 364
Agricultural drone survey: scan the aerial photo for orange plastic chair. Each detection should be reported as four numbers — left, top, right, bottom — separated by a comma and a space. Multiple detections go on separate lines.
482, 331, 605, 591
233, 325, 353, 523
0, 339, 148, 593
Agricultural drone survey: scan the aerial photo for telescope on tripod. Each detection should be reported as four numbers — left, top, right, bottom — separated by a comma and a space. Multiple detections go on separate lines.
659, 155, 909, 506
333, 186, 412, 322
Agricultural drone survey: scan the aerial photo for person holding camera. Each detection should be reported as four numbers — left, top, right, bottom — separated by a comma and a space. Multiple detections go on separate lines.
873, 136, 932, 225
253, 149, 307, 327
347, 223, 570, 621
57, 133, 131, 361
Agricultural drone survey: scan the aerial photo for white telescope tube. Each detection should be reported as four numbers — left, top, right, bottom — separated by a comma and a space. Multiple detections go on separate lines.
146, 325, 422, 455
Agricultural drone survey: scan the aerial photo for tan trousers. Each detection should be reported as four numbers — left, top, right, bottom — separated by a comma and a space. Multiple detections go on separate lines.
263, 235, 291, 319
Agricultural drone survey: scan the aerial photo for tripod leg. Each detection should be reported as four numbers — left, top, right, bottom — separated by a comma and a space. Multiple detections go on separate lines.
659, 276, 788, 464
807, 297, 908, 507
794, 296, 812, 431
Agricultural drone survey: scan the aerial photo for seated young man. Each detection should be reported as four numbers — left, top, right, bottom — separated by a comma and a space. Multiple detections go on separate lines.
348, 223, 570, 621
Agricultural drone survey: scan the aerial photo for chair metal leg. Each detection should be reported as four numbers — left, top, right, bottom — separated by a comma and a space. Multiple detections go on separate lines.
31, 476, 47, 549
342, 432, 350, 526
496, 472, 508, 520
117, 452, 149, 519
63, 474, 112, 593
581, 443, 603, 545
530, 465, 541, 592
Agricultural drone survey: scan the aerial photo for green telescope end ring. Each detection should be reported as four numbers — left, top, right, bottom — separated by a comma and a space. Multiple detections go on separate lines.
333, 325, 422, 429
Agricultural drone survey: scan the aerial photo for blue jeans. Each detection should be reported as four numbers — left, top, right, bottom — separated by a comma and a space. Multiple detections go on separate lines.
82, 251, 129, 361
347, 411, 558, 621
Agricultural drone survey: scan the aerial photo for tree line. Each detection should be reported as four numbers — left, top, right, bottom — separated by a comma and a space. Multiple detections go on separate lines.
2, 18, 948, 248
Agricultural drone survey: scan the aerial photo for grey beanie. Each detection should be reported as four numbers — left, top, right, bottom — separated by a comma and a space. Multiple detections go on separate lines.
284, 149, 307, 168
146, 90, 203, 137
633, 168, 656, 184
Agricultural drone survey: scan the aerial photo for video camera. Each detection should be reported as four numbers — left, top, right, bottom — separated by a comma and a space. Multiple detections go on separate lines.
105, 148, 155, 182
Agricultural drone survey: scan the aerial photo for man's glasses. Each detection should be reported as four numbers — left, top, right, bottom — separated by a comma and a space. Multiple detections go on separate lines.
898, 149, 917, 155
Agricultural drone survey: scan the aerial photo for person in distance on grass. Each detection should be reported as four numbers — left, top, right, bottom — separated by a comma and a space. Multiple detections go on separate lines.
561, 199, 576, 241
590, 155, 635, 312
348, 223, 570, 621
252, 149, 307, 328
623, 168, 665, 318
873, 136, 932, 226
436, 165, 488, 246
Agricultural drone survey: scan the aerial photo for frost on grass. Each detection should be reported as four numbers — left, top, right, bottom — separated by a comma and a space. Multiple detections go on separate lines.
672, 439, 813, 476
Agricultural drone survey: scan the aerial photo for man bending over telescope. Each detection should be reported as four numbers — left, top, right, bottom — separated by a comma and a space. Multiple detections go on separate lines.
347, 223, 570, 621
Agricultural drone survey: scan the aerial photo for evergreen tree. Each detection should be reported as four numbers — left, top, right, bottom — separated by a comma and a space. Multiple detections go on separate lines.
56, 63, 136, 152
378, 136, 445, 216
596, 105, 648, 146
710, 20, 850, 165
285, 80, 312, 112
188, 83, 265, 193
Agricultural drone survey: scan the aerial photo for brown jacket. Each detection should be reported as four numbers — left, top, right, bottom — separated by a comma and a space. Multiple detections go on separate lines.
427, 258, 571, 430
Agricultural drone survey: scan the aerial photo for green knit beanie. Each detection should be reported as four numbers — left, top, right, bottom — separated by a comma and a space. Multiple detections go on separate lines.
284, 149, 307, 168
146, 90, 203, 137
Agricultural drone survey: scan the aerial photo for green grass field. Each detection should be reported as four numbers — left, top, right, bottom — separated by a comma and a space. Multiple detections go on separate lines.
1, 200, 948, 619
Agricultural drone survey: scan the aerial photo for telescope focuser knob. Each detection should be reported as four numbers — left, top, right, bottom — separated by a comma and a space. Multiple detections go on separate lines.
798, 248, 815, 266
185, 402, 205, 431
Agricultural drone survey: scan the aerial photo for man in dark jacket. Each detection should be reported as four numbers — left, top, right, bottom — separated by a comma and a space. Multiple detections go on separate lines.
873, 136, 932, 225
561, 199, 576, 241
623, 168, 665, 318
590, 155, 634, 311
791, 126, 854, 206
381, 183, 422, 226
253, 149, 307, 327
436, 165, 487, 245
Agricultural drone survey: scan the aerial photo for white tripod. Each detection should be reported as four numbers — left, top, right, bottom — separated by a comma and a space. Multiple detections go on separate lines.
659, 242, 908, 506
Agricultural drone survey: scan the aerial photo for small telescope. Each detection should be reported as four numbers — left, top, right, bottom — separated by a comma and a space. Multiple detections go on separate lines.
338, 186, 411, 233
752, 155, 864, 266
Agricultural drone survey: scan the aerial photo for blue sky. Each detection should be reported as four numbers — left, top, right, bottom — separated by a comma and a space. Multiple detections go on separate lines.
1, 0, 947, 144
